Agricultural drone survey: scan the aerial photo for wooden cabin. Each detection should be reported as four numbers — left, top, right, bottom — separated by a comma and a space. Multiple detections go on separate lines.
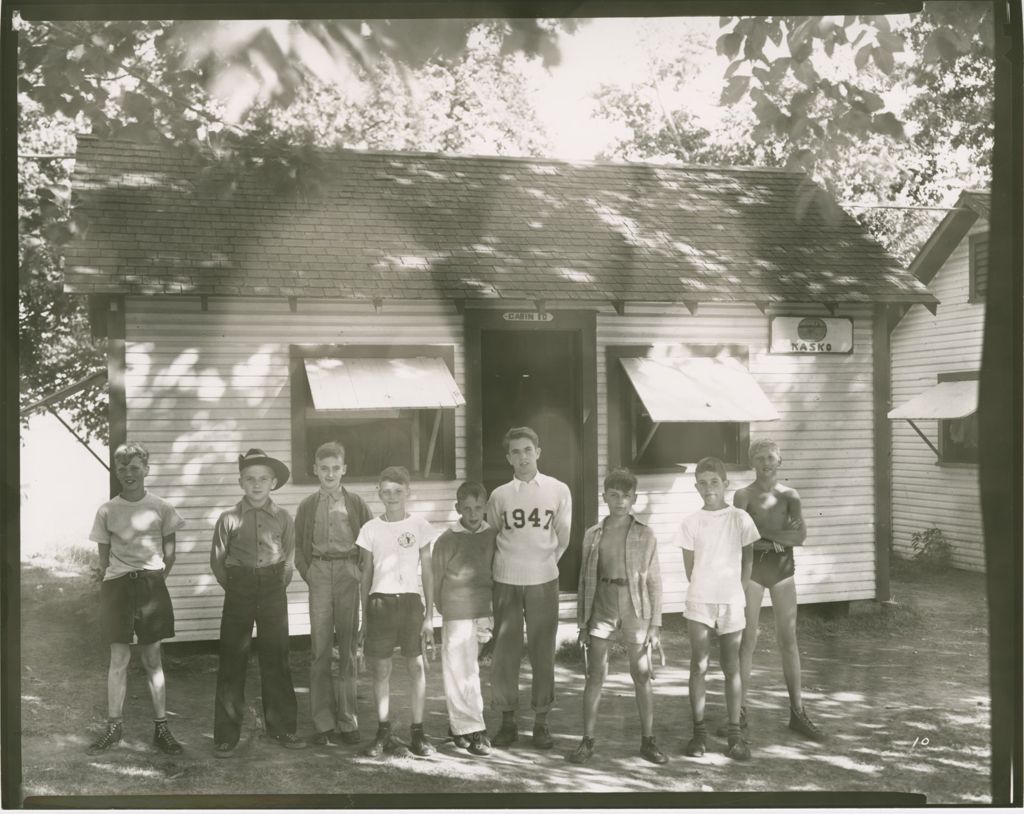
65, 136, 937, 641
888, 190, 989, 572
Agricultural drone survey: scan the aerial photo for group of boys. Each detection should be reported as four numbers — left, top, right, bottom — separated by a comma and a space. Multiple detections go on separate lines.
86, 428, 823, 765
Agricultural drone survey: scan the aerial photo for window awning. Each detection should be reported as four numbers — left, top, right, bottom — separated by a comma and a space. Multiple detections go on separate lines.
304, 357, 465, 411
619, 357, 780, 422
887, 380, 977, 420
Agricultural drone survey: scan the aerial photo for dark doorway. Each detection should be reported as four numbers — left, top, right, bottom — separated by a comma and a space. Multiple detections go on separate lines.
480, 329, 583, 589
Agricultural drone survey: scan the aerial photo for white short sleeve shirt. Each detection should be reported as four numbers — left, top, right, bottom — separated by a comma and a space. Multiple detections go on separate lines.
357, 514, 438, 594
674, 506, 760, 604
89, 492, 186, 580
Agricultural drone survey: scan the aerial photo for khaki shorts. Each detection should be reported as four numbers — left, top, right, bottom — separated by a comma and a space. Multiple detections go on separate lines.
684, 600, 745, 635
588, 580, 649, 644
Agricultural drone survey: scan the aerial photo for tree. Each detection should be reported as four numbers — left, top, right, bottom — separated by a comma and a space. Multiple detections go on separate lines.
17, 16, 565, 439
592, 6, 994, 264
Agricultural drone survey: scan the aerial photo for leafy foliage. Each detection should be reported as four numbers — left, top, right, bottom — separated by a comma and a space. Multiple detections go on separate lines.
910, 526, 953, 570
19, 100, 107, 440
592, 6, 993, 264
17, 16, 563, 439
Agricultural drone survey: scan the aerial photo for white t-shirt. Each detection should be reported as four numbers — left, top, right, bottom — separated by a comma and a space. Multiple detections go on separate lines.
89, 492, 186, 580
356, 514, 438, 594
674, 506, 760, 604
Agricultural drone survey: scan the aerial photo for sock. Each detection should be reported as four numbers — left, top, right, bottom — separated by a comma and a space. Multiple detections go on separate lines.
693, 720, 707, 738
728, 722, 741, 741
502, 710, 515, 725
534, 712, 548, 727
108, 718, 123, 727
376, 720, 391, 734
411, 723, 424, 734
154, 718, 167, 725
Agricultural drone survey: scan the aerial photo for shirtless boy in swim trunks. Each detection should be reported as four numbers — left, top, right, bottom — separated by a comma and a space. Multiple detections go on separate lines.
730, 439, 824, 741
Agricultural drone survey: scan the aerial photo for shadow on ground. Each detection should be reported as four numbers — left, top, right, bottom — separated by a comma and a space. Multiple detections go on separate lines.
18, 557, 990, 803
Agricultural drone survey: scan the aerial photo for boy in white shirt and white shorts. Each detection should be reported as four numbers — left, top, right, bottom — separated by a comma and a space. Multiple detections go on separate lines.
674, 457, 759, 761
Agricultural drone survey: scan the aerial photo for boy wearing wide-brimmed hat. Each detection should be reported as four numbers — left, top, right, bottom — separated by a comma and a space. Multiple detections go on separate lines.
210, 448, 308, 757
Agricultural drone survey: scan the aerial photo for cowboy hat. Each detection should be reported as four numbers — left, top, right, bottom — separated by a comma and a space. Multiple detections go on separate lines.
237, 448, 290, 489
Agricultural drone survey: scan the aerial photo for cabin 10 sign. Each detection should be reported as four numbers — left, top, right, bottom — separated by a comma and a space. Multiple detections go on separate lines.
769, 316, 854, 354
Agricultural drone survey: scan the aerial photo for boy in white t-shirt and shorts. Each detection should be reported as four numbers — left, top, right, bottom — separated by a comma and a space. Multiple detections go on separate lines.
674, 456, 760, 761
357, 466, 440, 758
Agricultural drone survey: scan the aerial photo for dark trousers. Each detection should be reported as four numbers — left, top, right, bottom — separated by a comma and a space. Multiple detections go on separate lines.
491, 579, 559, 715
214, 563, 297, 746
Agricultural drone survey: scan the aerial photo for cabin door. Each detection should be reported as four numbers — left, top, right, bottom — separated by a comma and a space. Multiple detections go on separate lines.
464, 310, 597, 590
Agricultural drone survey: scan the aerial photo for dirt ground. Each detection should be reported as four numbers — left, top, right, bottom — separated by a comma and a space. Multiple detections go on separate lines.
16, 557, 991, 806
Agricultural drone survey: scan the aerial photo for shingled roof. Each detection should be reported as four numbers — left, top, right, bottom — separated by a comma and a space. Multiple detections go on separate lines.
907, 189, 990, 288
64, 136, 936, 307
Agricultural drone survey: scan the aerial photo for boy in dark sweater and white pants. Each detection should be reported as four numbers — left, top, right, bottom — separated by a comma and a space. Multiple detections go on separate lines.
486, 427, 572, 749
432, 481, 497, 756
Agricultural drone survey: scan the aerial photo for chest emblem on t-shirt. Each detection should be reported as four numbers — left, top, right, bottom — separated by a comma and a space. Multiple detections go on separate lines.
398, 532, 416, 549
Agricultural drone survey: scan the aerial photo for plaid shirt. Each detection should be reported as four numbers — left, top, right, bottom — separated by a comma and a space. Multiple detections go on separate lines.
577, 516, 663, 629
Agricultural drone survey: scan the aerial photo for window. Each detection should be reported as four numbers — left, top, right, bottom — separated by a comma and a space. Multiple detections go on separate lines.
938, 372, 979, 464
969, 232, 988, 303
290, 345, 460, 483
606, 345, 775, 473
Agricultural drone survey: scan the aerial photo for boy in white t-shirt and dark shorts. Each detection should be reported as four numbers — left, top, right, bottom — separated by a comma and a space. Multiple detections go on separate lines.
87, 441, 186, 756
675, 456, 760, 761
357, 466, 440, 759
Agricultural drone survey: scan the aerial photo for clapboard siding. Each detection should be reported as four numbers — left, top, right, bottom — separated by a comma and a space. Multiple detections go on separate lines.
595, 303, 878, 611
890, 220, 986, 572
126, 296, 883, 640
125, 297, 467, 641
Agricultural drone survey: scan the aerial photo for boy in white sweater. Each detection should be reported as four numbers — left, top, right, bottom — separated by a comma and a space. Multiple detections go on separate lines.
485, 426, 572, 750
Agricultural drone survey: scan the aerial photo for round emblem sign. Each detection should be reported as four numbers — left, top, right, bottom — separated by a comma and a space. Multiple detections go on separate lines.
797, 317, 828, 342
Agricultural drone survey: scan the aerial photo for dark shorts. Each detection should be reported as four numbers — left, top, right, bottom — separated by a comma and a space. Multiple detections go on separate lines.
101, 570, 174, 645
365, 593, 424, 659
750, 545, 795, 589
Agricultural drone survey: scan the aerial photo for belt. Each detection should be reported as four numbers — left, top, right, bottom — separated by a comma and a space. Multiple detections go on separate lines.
599, 577, 628, 586
119, 569, 163, 580
226, 561, 285, 573
311, 551, 359, 561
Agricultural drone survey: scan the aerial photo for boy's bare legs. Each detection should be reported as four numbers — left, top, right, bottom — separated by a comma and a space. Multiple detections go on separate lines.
139, 642, 167, 719
363, 656, 412, 757
629, 641, 667, 763
370, 656, 392, 723
720, 629, 750, 760
720, 631, 743, 724
568, 634, 607, 764
87, 644, 132, 753
684, 620, 710, 756
769, 578, 802, 709
581, 637, 610, 738
141, 641, 184, 753
406, 655, 427, 724
625, 642, 653, 737
737, 581, 766, 711
106, 643, 132, 720
770, 578, 823, 740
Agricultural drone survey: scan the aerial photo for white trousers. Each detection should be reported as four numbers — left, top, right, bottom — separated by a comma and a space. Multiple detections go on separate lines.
441, 616, 492, 736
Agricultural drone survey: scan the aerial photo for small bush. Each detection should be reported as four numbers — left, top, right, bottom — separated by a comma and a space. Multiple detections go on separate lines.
554, 637, 631, 667
555, 638, 585, 666
910, 526, 953, 570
